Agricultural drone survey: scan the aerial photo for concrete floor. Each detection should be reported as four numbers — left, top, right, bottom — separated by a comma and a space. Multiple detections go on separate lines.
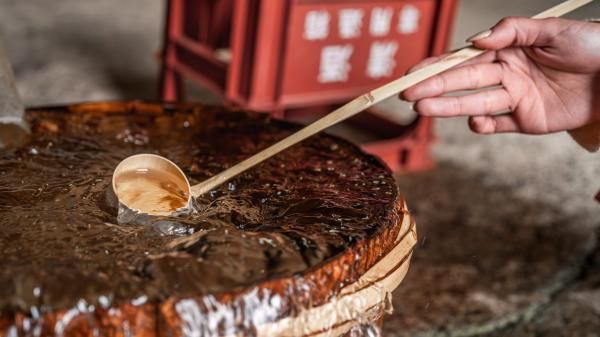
1, 0, 599, 336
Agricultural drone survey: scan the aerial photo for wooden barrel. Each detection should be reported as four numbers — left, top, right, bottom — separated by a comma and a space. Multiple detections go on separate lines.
0, 102, 416, 337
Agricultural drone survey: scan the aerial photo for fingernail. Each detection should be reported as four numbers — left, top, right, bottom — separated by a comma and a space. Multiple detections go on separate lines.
466, 29, 492, 43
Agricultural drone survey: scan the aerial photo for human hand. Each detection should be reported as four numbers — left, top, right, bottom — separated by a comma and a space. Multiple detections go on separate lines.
401, 17, 600, 135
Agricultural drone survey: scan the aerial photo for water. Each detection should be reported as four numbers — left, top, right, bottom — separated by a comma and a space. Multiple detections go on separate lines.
0, 107, 398, 314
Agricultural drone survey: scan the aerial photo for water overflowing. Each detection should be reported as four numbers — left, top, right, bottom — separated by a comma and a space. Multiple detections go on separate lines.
0, 107, 397, 315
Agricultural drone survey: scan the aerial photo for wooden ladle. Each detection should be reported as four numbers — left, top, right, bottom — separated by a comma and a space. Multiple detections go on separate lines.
112, 0, 592, 216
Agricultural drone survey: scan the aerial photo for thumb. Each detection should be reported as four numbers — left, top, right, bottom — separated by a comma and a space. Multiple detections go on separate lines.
467, 17, 558, 50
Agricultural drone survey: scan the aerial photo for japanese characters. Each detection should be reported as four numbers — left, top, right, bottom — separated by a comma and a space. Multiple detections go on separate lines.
303, 5, 422, 84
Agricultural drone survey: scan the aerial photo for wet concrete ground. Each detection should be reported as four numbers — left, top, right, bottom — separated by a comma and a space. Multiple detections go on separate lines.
1, 0, 599, 336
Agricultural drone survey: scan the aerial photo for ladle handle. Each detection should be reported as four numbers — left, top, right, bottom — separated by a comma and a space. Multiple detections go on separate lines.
190, 0, 593, 197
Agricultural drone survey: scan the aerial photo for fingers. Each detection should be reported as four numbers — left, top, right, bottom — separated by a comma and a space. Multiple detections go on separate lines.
400, 51, 498, 101
414, 89, 511, 117
403, 63, 504, 101
469, 115, 520, 134
405, 55, 445, 74
405, 50, 496, 75
469, 17, 563, 50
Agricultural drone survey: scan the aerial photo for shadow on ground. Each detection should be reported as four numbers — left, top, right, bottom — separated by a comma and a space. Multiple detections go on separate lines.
384, 161, 596, 337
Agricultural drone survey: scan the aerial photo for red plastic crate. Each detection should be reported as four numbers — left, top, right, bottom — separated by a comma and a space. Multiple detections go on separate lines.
159, 0, 458, 173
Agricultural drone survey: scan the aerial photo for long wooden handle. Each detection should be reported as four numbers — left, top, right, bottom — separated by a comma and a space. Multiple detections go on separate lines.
191, 0, 593, 197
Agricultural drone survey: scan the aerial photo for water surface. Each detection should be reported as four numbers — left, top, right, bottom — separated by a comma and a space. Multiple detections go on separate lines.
0, 106, 397, 313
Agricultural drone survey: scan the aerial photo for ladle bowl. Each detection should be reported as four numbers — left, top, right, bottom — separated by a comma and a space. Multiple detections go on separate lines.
112, 153, 192, 216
